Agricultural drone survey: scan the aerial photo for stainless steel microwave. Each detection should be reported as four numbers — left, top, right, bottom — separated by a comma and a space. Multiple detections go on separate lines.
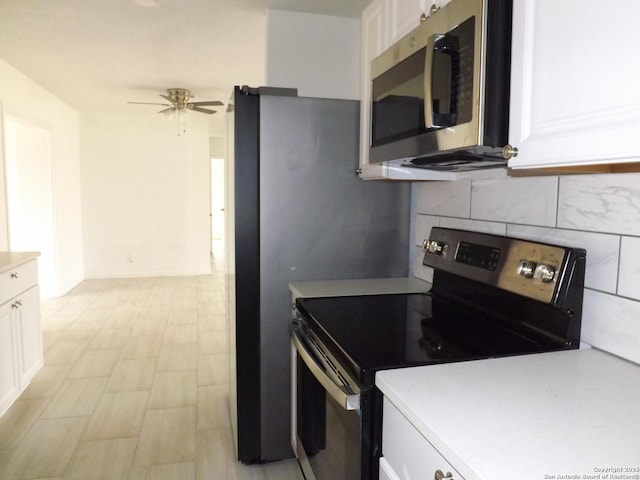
369, 0, 514, 172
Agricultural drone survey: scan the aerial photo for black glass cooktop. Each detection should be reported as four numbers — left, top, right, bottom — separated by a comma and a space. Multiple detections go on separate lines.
295, 293, 556, 385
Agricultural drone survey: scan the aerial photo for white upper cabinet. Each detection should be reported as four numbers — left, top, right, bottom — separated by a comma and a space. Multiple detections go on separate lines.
387, 0, 427, 44
508, 0, 640, 169
388, 0, 455, 43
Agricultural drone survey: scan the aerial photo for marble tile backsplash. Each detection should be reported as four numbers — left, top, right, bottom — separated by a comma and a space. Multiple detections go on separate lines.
558, 174, 640, 235
471, 177, 559, 227
411, 171, 640, 365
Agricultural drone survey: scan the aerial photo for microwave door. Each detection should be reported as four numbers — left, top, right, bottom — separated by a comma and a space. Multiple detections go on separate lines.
425, 33, 462, 130
371, 48, 427, 148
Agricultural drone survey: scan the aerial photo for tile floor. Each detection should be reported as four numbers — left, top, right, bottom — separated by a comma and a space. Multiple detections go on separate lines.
0, 248, 301, 479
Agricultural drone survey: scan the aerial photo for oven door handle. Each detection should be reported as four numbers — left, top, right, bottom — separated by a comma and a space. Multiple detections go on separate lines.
292, 327, 360, 411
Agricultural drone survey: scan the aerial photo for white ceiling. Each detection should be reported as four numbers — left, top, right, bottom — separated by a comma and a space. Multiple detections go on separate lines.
0, 0, 368, 119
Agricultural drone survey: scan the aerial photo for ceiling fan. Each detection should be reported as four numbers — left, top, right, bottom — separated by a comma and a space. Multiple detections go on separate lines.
128, 88, 223, 115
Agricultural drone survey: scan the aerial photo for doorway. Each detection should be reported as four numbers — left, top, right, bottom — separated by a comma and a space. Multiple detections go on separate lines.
3, 114, 55, 298
211, 157, 225, 253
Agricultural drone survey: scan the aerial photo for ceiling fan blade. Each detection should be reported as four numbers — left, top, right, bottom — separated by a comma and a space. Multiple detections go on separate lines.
158, 107, 176, 114
189, 100, 224, 107
189, 106, 217, 115
160, 94, 174, 102
128, 101, 171, 106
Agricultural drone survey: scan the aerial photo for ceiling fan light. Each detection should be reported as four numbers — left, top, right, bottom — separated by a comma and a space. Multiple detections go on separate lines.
128, 88, 219, 133
160, 105, 176, 119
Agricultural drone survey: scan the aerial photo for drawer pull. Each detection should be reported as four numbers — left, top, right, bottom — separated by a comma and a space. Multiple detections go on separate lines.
435, 470, 455, 480
12, 300, 22, 309
11, 272, 19, 279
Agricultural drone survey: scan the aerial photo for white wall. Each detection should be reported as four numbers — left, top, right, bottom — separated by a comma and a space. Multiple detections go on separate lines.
411, 171, 640, 365
81, 112, 212, 278
0, 103, 8, 251
0, 58, 83, 297
266, 10, 360, 100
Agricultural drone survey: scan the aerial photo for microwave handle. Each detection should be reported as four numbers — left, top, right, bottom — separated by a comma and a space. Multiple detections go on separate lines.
291, 325, 360, 411
424, 34, 443, 129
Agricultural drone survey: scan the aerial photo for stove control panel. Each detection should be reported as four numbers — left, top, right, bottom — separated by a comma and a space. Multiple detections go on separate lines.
422, 227, 584, 304
455, 241, 501, 271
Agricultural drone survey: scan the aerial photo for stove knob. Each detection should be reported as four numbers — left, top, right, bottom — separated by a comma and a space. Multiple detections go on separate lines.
435, 470, 454, 480
424, 240, 448, 255
534, 264, 556, 283
517, 260, 537, 278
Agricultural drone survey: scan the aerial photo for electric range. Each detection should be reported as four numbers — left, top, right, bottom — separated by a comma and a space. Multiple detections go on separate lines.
291, 227, 586, 480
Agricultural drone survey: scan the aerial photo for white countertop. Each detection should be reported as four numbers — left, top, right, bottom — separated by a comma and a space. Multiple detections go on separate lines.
376, 348, 640, 480
289, 277, 431, 299
0, 251, 40, 275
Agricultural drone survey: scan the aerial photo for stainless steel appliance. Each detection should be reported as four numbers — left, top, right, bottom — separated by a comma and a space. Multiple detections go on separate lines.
227, 86, 411, 464
291, 228, 586, 480
369, 0, 514, 172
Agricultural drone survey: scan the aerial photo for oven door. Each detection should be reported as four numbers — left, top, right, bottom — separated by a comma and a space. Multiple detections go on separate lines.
291, 320, 370, 480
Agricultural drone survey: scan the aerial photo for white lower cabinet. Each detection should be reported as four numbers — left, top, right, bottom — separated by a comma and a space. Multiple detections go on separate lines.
0, 258, 43, 417
14, 286, 43, 386
381, 397, 463, 480
379, 457, 400, 480
0, 302, 20, 416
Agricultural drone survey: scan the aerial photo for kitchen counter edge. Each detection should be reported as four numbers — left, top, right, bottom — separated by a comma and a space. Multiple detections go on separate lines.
289, 277, 431, 299
0, 252, 41, 275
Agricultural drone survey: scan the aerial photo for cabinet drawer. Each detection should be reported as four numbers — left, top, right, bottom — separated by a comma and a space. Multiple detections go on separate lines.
382, 397, 463, 480
0, 260, 38, 305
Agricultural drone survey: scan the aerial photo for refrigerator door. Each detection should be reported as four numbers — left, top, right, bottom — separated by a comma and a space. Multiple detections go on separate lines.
258, 95, 410, 460
228, 87, 261, 463
229, 87, 410, 463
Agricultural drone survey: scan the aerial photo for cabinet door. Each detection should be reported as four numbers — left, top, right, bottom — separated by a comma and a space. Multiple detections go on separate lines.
382, 397, 463, 479
0, 302, 19, 417
433, 0, 453, 8
359, 0, 390, 179
387, 0, 454, 43
387, 0, 426, 44
508, 0, 640, 169
379, 457, 401, 480
15, 286, 43, 387
0, 260, 38, 306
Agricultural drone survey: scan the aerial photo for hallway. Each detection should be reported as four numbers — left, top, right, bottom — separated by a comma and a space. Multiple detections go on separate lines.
0, 250, 300, 479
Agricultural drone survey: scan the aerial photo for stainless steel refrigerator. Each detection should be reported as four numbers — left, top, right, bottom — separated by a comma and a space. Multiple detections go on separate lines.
226, 86, 410, 463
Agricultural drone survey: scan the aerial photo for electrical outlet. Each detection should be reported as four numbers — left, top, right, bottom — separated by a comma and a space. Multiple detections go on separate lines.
127, 253, 135, 263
